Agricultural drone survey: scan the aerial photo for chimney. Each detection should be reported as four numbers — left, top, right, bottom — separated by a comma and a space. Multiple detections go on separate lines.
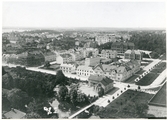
11, 108, 16, 113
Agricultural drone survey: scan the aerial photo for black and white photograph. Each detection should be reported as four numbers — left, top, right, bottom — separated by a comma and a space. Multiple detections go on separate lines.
1, 1, 166, 119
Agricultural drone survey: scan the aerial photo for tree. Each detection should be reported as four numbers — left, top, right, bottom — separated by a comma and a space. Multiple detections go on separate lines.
56, 70, 66, 85
2, 67, 6, 75
58, 85, 68, 101
135, 103, 148, 118
138, 86, 141, 90
69, 88, 78, 105
2, 73, 13, 89
7, 88, 31, 111
98, 86, 104, 97
44, 61, 51, 68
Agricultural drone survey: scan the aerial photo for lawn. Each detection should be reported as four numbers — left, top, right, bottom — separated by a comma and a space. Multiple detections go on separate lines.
101, 90, 154, 118
136, 73, 159, 86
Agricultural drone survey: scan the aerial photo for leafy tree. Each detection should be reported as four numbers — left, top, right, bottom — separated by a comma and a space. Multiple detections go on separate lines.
135, 103, 148, 118
58, 85, 68, 101
44, 61, 51, 68
7, 88, 32, 111
56, 70, 66, 85
138, 86, 141, 90
2, 67, 6, 75
98, 87, 104, 97
69, 88, 78, 105
2, 73, 14, 89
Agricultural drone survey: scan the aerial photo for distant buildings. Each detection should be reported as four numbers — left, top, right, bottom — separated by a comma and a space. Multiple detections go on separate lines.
83, 48, 99, 58
101, 50, 117, 59
111, 42, 135, 55
43, 51, 56, 62
56, 54, 73, 64
95, 35, 116, 45
88, 74, 114, 93
85, 57, 101, 67
124, 50, 142, 61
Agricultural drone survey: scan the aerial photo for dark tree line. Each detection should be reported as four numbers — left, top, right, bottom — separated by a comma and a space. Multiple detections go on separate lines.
129, 31, 166, 58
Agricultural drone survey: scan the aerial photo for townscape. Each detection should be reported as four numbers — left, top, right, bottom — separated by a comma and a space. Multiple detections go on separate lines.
2, 28, 166, 119
2, 2, 166, 119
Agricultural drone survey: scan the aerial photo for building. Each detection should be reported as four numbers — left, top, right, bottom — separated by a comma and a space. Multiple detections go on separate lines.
76, 65, 94, 77
83, 48, 99, 58
93, 63, 133, 82
3, 108, 26, 119
124, 50, 142, 61
95, 35, 115, 45
56, 54, 73, 64
70, 52, 84, 61
101, 50, 117, 59
148, 83, 166, 118
60, 64, 77, 74
85, 57, 101, 67
43, 51, 57, 62
111, 42, 135, 55
84, 41, 98, 48
88, 74, 114, 93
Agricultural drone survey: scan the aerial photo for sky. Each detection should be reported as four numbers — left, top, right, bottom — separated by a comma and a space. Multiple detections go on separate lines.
2, 1, 166, 28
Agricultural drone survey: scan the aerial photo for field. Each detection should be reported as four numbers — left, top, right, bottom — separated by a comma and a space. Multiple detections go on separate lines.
136, 62, 166, 86
100, 90, 154, 118
136, 73, 159, 86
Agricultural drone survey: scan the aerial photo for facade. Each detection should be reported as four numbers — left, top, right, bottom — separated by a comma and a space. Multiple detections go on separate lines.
124, 50, 142, 61
148, 83, 166, 118
93, 63, 133, 82
60, 64, 77, 74
88, 74, 114, 93
95, 34, 117, 45
70, 52, 84, 61
56, 54, 73, 64
85, 57, 101, 67
43, 51, 56, 62
83, 48, 99, 58
76, 65, 94, 77
101, 50, 117, 59
111, 42, 135, 54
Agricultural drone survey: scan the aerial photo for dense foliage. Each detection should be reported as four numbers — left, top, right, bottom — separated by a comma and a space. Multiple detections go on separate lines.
129, 31, 166, 58
2, 67, 68, 118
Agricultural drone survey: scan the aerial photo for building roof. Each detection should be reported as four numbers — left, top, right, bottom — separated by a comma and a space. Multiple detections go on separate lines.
77, 65, 93, 71
125, 50, 141, 55
101, 50, 117, 54
43, 51, 56, 56
60, 63, 75, 68
88, 74, 113, 86
4, 109, 26, 119
149, 82, 166, 107
60, 54, 72, 58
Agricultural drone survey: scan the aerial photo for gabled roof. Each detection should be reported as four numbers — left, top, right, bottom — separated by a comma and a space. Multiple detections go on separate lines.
4, 109, 26, 119
88, 74, 113, 86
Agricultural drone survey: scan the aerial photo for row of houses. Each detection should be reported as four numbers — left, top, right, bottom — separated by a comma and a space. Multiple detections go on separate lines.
60, 59, 140, 82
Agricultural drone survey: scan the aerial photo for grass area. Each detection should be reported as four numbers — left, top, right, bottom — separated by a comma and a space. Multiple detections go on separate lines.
136, 62, 166, 86
102, 90, 154, 118
124, 75, 139, 83
136, 73, 159, 86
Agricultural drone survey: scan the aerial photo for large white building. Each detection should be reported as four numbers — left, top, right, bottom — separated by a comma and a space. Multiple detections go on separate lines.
76, 65, 94, 77
60, 64, 77, 74
101, 50, 117, 59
